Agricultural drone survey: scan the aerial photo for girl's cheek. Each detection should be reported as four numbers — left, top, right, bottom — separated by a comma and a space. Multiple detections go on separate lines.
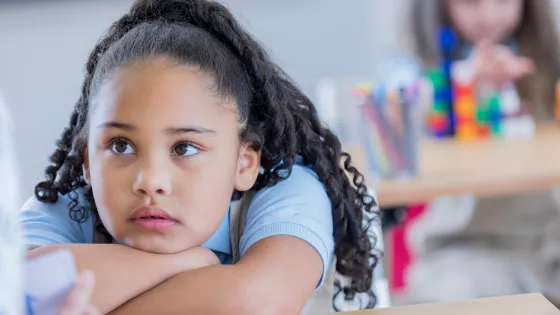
101, 153, 136, 168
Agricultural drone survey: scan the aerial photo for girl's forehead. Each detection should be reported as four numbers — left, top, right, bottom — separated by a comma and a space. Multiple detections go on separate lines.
90, 59, 237, 128
116, 58, 217, 100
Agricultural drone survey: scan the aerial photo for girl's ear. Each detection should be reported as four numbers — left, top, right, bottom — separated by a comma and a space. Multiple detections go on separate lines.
82, 148, 91, 185
234, 144, 261, 192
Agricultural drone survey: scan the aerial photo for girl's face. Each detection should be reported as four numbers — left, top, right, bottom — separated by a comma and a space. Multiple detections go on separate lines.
84, 57, 260, 254
446, 0, 524, 44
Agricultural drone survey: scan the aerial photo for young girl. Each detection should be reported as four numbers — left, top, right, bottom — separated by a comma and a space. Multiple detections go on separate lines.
410, 0, 560, 116
19, 0, 379, 314
390, 0, 560, 305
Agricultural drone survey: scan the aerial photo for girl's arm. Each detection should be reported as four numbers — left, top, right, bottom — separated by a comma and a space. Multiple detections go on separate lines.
29, 244, 219, 315
107, 166, 334, 315
109, 236, 323, 315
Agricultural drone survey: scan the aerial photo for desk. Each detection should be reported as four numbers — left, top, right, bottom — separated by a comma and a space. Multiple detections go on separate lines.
347, 124, 560, 207
344, 294, 558, 315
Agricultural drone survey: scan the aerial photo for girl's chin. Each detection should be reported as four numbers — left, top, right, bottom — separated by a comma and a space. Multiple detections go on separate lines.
119, 236, 199, 254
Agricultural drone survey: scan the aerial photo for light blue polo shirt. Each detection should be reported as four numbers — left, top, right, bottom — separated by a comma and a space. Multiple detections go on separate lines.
20, 165, 334, 284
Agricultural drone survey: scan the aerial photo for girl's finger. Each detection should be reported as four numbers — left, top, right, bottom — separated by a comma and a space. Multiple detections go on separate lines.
516, 57, 535, 74
57, 270, 96, 315
474, 39, 492, 55
506, 57, 535, 81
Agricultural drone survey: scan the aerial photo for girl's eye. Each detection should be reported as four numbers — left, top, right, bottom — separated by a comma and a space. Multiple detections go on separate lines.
111, 140, 135, 155
172, 143, 200, 157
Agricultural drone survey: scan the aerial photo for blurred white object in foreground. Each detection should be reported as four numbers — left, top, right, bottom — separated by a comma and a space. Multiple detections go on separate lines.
0, 90, 23, 315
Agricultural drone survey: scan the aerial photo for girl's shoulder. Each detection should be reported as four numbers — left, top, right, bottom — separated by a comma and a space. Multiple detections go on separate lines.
259, 164, 328, 199
20, 188, 95, 246
239, 164, 335, 286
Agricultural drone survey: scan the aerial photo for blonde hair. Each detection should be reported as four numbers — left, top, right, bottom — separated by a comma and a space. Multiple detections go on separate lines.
409, 0, 560, 119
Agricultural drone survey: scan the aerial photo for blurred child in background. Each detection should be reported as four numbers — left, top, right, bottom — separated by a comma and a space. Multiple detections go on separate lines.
386, 0, 560, 305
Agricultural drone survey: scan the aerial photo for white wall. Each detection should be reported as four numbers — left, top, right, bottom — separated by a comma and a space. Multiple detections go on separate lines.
0, 0, 398, 197
0, 1, 133, 198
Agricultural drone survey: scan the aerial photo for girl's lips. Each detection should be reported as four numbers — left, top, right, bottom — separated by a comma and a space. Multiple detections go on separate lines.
130, 217, 178, 232
129, 206, 179, 232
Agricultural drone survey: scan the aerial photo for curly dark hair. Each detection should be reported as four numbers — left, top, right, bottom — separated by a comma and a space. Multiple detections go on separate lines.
34, 0, 380, 309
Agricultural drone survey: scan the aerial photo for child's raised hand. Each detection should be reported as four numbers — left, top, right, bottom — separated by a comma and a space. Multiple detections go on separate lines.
470, 40, 535, 87
57, 270, 98, 315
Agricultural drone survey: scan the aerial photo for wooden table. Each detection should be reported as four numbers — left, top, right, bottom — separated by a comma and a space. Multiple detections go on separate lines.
343, 294, 559, 315
347, 123, 560, 207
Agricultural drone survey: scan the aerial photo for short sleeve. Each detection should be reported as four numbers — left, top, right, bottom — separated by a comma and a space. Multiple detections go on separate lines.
19, 190, 94, 247
239, 165, 334, 287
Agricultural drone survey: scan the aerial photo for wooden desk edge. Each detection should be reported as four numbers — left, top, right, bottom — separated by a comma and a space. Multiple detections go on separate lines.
374, 175, 560, 207
350, 123, 560, 207
347, 293, 559, 314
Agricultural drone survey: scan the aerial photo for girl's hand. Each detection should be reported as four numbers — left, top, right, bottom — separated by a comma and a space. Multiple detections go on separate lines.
173, 246, 221, 271
57, 270, 98, 315
470, 40, 535, 87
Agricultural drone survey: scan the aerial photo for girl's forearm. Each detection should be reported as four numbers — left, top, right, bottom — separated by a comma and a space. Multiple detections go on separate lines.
29, 244, 217, 314
109, 264, 266, 315
109, 236, 320, 315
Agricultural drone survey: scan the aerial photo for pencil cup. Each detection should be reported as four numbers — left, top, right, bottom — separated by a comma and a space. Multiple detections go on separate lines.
355, 83, 422, 180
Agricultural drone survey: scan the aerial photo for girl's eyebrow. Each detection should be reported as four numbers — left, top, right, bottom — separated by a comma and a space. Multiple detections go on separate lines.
97, 121, 135, 131
165, 127, 216, 135
96, 121, 216, 135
